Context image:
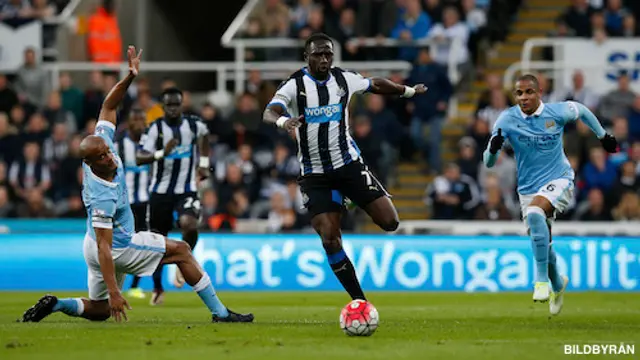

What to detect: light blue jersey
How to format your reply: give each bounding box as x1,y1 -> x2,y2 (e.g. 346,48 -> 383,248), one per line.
82,121 -> 135,248
483,101 -> 606,195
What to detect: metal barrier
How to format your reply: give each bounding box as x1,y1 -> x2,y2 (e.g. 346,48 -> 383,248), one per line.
44,61 -> 414,95
395,220 -> 640,236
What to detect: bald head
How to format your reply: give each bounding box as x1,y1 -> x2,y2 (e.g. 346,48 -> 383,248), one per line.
79,135 -> 106,161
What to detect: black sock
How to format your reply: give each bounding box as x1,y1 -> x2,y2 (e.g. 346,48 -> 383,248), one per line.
131,276 -> 141,288
183,229 -> 198,250
327,249 -> 366,301
152,264 -> 164,292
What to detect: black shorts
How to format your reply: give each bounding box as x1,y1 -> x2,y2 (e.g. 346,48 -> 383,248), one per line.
298,160 -> 389,218
130,202 -> 149,232
149,192 -> 200,236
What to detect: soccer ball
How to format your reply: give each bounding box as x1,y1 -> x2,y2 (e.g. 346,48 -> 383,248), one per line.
339,299 -> 379,336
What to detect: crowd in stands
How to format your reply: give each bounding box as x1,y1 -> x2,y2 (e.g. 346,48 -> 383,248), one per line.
426,0 -> 640,221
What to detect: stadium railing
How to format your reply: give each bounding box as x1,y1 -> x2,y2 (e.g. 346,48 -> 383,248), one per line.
40,0 -> 83,59
395,220 -> 640,236
43,61 -> 413,94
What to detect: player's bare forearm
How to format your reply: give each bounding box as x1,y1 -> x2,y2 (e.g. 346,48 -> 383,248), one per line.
95,227 -> 119,295
198,135 -> 208,160
368,77 -> 406,95
98,72 -> 136,125
136,150 -> 156,165
263,106 -> 284,125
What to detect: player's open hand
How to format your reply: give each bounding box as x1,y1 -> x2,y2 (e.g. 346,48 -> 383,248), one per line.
285,115 -> 304,132
412,84 -> 428,95
164,138 -> 179,155
600,133 -> 618,153
197,166 -> 210,181
109,291 -> 132,323
489,128 -> 504,154
127,45 -> 143,76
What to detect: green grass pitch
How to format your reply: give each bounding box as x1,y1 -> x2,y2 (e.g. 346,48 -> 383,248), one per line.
0,291 -> 638,359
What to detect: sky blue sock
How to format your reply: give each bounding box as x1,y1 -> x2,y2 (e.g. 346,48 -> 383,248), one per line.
193,274 -> 228,317
548,246 -> 564,292
526,208 -> 550,283
52,298 -> 83,317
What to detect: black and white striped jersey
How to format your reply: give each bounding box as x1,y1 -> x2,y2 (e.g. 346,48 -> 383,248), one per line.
117,133 -> 150,204
268,67 -> 371,175
141,115 -> 208,195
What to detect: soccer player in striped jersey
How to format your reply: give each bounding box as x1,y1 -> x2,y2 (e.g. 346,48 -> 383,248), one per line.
117,108 -> 150,299
136,87 -> 210,305
263,33 -> 427,302
484,74 -> 618,315
21,46 -> 253,323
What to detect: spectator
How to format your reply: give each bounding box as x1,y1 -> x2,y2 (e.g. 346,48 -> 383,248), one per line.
9,104 -> 26,132
242,18 -> 266,61
354,0 -> 397,39
582,147 -> 617,195
291,0 -> 315,31
564,119 -> 600,170
297,5 -> 325,41
253,0 -> 290,37
43,91 -> 77,134
363,94 -> 403,186
604,0 -> 629,36
0,112 -> 20,165
598,72 -> 636,124
477,88 -> 508,130
43,122 -> 69,169
9,142 -> 51,201
245,70 -> 277,111
0,185 -> 13,217
407,47 -> 452,173
325,7 -> 357,60
590,11 -> 607,37
83,71 -> 104,126
32,0 -> 56,19
611,160 -> 639,203
428,6 -> 470,75
352,115 -> 383,178
137,90 -> 164,126
15,188 -> 55,218
15,48 -> 49,108
58,72 -> 85,127
474,184 -> 513,220
54,134 -> 82,200
611,192 -> 640,220
212,163 -> 250,231
562,0 -> 596,37
549,70 -> 600,112
22,112 -> 49,145
0,0 -> 34,27
200,189 -> 218,229
228,93 -> 262,148
266,189 -> 298,233
543,17 -> 576,61
461,0 -> 488,65
87,0 -> 122,63
475,73 -> 512,114
477,151 -> 517,208
391,0 -> 432,62
268,142 -> 300,182
627,96 -> 640,142
424,0 -> 443,24
0,74 -> 19,114
608,117 -> 631,166
55,194 -> 85,218
457,136 -> 479,180
425,162 -> 480,219
575,188 -> 613,221
619,13 -> 640,37
631,141 -> 640,175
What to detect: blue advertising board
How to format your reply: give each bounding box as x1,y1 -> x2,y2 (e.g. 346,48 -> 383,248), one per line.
1,233 -> 639,292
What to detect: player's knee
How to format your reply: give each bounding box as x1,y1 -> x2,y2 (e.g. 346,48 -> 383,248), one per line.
319,226 -> 341,252
179,216 -> 198,233
525,206 -> 546,228
378,215 -> 399,232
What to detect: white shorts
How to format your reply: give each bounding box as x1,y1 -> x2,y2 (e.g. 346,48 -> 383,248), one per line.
519,178 -> 574,227
83,231 -> 166,300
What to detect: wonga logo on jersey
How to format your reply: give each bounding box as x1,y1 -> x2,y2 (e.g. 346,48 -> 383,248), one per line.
165,144 -> 192,159
304,104 -> 343,123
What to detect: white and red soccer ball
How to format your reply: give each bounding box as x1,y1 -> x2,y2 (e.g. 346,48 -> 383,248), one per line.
339,299 -> 379,336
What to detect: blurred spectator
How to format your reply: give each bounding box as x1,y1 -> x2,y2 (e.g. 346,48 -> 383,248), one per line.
604,0 -> 630,36
0,112 -> 20,165
211,163 -> 251,231
549,70 -> 600,112
428,6 -> 470,74
468,112 -> 491,150
137,90 -> 164,125
598,72 -> 636,124
15,188 -> 54,218
391,0 -> 432,61
474,184 -> 513,220
574,188 -> 613,221
9,104 -> 26,132
267,189 -> 298,233
407,47 -> 452,173
291,0 -> 315,31
544,17 -> 576,61
43,122 -> 69,168
355,0 -> 397,39
228,93 -> 262,148
325,7 -> 357,60
457,136 -> 479,180
246,70 -> 277,111
477,88 -> 508,130
477,151 -> 517,209
461,0 -> 487,66
0,0 -> 34,27
268,142 -> 300,182
0,185 -> 13,217
562,0 -> 596,37
9,142 -> 51,200
475,73 -> 513,114
0,74 -> 19,114
608,117 -> 631,166
611,160 -> 639,204
582,147 -> 617,195
253,0 -> 290,37
363,94 -> 402,186
200,189 -> 218,229
590,11 -> 607,36
15,48 -> 49,108
59,72 -> 85,126
611,192 -> 640,220
32,0 -> 56,19
565,119 -> 600,169
23,112 -> 49,144
352,115 -> 382,178
43,91 -> 77,134
87,0 -> 122,63
425,162 -> 480,219
53,134 -> 82,200
55,194 -> 85,218
627,96 -> 640,142
619,13 -> 639,37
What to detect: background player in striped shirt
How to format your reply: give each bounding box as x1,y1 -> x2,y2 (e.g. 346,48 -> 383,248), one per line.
263,33 -> 426,302
136,87 -> 210,305
117,108 -> 150,299
21,46 -> 253,323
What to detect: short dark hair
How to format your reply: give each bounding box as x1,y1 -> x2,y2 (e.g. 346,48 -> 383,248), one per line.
129,107 -> 145,117
305,33 -> 333,51
162,87 -> 183,99
517,74 -> 540,88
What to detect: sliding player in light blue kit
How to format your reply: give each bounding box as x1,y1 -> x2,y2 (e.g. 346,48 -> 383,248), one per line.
483,74 -> 618,315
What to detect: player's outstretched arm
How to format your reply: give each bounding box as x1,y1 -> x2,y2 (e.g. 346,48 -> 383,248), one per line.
95,227 -> 131,322
569,101 -> 618,153
98,46 -> 142,126
368,78 -> 427,98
